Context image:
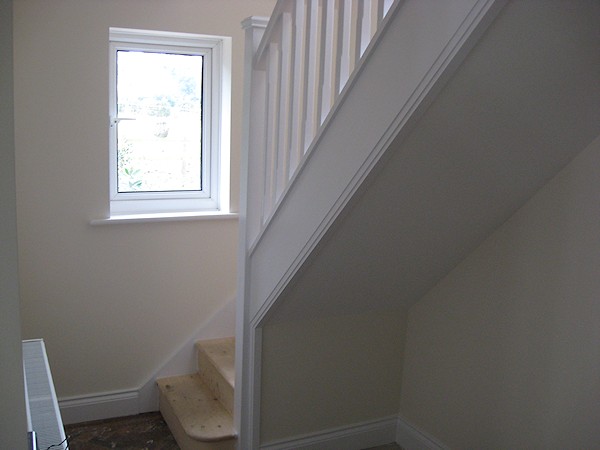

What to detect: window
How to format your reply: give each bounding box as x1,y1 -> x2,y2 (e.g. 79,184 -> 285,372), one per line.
109,28 -> 231,216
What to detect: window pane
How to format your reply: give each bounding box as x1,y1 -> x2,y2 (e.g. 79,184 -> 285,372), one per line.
116,50 -> 203,193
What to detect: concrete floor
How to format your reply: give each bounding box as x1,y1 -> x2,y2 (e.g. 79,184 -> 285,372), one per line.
65,412 -> 403,450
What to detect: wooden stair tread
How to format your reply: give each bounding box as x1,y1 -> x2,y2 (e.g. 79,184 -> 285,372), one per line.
195,337 -> 235,388
157,374 -> 235,442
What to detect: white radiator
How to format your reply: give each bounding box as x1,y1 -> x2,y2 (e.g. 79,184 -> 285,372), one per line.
22,339 -> 67,450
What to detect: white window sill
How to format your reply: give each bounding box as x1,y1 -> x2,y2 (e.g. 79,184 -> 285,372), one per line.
90,211 -> 238,225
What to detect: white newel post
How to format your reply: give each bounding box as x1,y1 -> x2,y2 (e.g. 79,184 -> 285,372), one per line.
237,15 -> 268,450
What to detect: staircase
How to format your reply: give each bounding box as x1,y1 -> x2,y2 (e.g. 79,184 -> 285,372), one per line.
237,0 -> 600,447
157,337 -> 236,450
155,0 -> 600,447
155,4 -> 398,447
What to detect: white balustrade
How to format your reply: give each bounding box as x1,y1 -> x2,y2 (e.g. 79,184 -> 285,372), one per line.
243,0 -> 397,250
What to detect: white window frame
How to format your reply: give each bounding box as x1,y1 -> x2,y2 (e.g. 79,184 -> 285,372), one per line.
108,28 -> 231,216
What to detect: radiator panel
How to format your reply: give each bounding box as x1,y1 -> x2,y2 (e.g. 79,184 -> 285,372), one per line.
22,339 -> 67,450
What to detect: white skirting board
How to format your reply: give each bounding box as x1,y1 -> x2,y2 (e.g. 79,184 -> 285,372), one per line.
260,416 -> 398,450
59,394 -> 448,450
59,297 -> 235,424
259,415 -> 448,450
59,390 -> 139,425
396,416 -> 449,450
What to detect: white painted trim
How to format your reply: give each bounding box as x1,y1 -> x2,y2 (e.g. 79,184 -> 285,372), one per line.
249,326 -> 263,449
257,415 -> 448,450
260,416 -> 398,450
241,16 -> 270,32
59,390 -> 138,425
396,416 -> 449,450
236,15 -> 269,450
90,211 -> 238,225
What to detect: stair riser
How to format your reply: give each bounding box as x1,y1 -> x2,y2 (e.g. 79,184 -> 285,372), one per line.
198,350 -> 234,415
157,338 -> 236,448
159,389 -> 236,450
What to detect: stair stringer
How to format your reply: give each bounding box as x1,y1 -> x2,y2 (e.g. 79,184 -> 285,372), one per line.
236,0 -> 507,448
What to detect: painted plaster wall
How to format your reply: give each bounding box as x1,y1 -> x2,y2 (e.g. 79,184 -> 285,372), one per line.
13,0 -> 274,399
0,0 -> 28,446
260,309 -> 406,443
401,134 -> 600,448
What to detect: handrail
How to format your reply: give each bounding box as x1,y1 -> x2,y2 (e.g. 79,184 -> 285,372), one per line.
243,0 -> 397,250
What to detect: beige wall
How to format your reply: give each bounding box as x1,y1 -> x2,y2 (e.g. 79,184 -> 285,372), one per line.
1,0 -> 28,446
260,309 -> 406,444
13,0 -> 274,399
401,134 -> 600,448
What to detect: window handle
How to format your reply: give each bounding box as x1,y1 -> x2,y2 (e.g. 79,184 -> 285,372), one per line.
110,116 -> 136,127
